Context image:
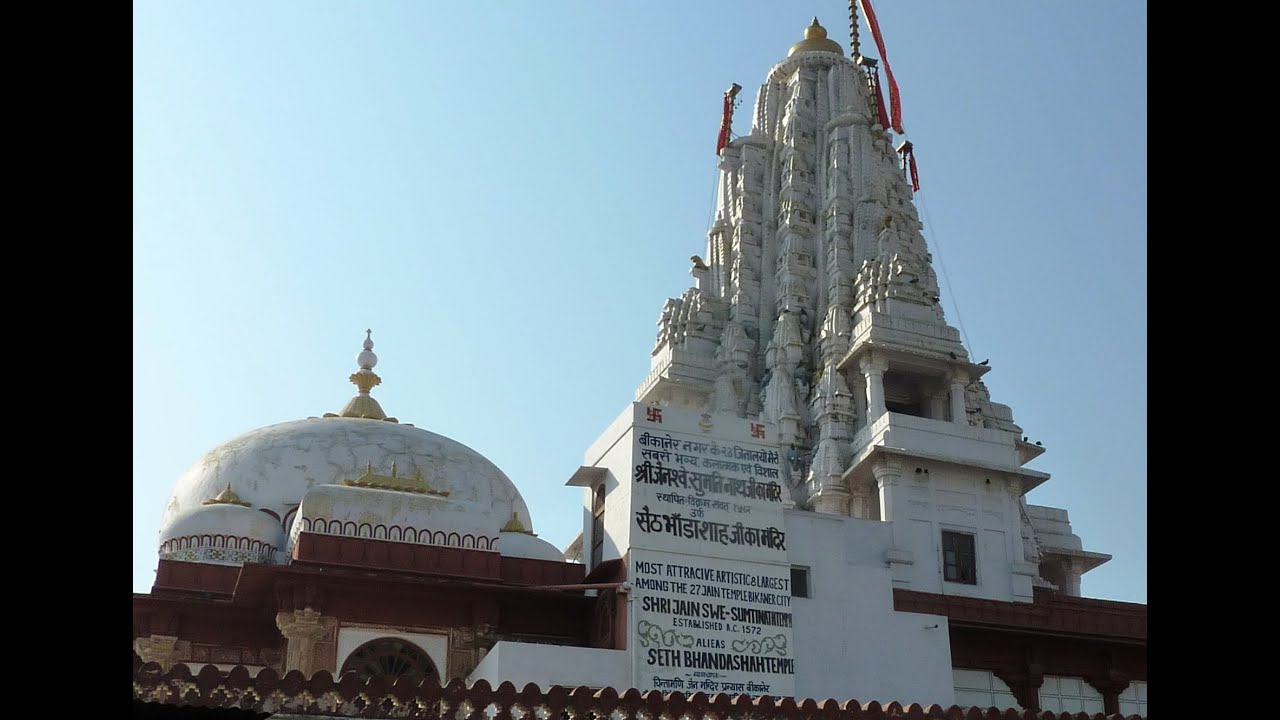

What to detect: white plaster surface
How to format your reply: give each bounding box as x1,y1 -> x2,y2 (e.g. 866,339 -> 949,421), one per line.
160,417 -> 530,554
580,403 -> 639,571
877,465 -> 1028,602
496,531 -> 565,562
1026,504 -> 1083,552
468,641 -> 629,690
291,483 -> 504,550
161,502 -> 285,549
784,510 -> 954,705
159,502 -> 284,564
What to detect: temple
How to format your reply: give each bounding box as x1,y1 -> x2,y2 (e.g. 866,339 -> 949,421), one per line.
133,16 -> 1146,720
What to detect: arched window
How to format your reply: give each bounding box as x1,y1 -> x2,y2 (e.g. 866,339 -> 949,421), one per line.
340,637 -> 438,682
590,483 -> 606,568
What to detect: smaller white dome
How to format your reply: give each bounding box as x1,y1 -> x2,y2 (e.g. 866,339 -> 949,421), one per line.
496,531 -> 566,562
160,501 -> 285,567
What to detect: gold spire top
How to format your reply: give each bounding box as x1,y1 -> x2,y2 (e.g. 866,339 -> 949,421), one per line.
342,462 -> 451,497
203,482 -> 251,507
501,512 -> 536,536
788,17 -> 844,57
336,329 -> 389,420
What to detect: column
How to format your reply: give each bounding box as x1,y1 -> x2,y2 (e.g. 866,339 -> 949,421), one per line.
872,461 -> 903,522
812,485 -> 851,515
1063,558 -> 1083,596
849,485 -> 872,519
874,461 -> 914,586
851,371 -> 868,428
861,358 -> 887,421
276,608 -> 335,677
949,376 -> 968,426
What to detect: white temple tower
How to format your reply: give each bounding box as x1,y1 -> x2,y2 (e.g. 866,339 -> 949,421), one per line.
636,18 -> 1107,598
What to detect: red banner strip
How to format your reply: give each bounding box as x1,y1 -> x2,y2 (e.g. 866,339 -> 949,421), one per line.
716,95 -> 733,156
873,69 -> 891,130
908,149 -> 920,192
858,0 -> 903,134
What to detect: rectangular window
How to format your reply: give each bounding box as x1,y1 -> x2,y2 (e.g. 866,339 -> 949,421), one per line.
590,485 -> 606,568
942,531 -> 977,584
790,566 -> 810,598
1118,680 -> 1147,717
589,521 -> 604,568
952,668 -> 1020,711
1039,676 -> 1105,715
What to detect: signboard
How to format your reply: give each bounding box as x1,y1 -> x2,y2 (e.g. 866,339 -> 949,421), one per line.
629,405 -> 786,564
623,404 -> 793,697
631,549 -> 795,697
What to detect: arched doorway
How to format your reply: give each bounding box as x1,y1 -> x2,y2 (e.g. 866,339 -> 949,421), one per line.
339,637 -> 439,682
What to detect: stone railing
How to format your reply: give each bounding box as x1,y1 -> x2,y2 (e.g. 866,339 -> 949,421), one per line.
133,661 -> 1148,720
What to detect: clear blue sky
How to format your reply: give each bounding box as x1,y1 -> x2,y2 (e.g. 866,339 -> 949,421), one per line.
134,1 -> 1146,602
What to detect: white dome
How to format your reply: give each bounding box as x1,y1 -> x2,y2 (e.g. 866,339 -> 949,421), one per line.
160,501 -> 285,566
159,416 -> 531,554
496,531 -> 566,562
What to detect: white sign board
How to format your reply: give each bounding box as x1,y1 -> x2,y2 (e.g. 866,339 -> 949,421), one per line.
622,404 -> 793,697
631,549 -> 796,697
629,404 -> 786,564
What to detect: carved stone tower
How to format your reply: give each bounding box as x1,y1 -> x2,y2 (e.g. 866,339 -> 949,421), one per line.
638,18 -> 1039,525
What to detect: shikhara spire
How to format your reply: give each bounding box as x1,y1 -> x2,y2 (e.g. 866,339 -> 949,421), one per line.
640,19 -> 1024,514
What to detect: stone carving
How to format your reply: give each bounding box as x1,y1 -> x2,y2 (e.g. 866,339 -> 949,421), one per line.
276,608 -> 336,678
965,379 -> 1023,434
134,635 -> 182,672
640,36 -> 1031,511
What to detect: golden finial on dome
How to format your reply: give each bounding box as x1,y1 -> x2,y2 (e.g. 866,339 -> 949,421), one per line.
501,512 -> 536,536
203,482 -> 251,507
342,462 -> 450,497
788,16 -> 844,57
336,329 -> 389,420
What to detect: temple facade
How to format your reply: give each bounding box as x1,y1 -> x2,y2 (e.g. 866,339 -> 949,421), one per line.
133,16 -> 1146,720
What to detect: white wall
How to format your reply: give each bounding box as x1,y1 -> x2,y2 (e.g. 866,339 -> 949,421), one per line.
881,464 -> 1032,602
468,641 -> 630,690
335,626 -> 449,679
850,412 -> 1019,473
785,511 -> 954,706
581,405 -> 638,570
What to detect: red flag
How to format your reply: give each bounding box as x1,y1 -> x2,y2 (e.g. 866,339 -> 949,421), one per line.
857,0 -> 903,134
908,149 -> 920,192
872,68 -> 891,130
716,93 -> 733,156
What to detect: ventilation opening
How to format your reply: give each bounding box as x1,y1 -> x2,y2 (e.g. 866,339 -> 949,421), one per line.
340,637 -> 438,682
